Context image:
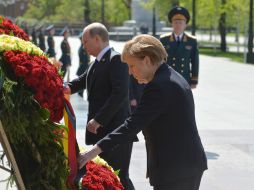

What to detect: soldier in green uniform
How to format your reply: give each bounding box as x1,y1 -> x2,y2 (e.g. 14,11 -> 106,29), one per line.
46,24 -> 56,58
31,26 -> 37,45
76,32 -> 90,97
160,6 -> 199,88
38,25 -> 46,52
59,27 -> 71,81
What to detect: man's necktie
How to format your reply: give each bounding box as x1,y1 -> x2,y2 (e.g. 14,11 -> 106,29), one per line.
92,59 -> 99,74
89,59 -> 99,87
177,36 -> 180,45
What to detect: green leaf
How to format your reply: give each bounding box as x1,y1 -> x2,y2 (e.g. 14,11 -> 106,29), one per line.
0,16 -> 3,25
54,122 -> 68,133
39,107 -> 50,120
58,70 -> 64,77
114,169 -> 120,176
30,47 -> 34,55
3,78 -> 17,94
0,71 -> 4,91
9,31 -> 14,36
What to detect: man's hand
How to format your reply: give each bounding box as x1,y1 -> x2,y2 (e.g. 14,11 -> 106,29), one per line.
87,119 -> 101,134
78,145 -> 102,169
63,84 -> 71,99
63,84 -> 71,94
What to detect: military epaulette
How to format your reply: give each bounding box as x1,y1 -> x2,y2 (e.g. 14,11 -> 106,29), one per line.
160,32 -> 172,38
184,32 -> 197,39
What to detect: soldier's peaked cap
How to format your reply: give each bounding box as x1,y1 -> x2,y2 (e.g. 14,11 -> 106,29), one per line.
168,6 -> 190,24
46,24 -> 54,31
60,26 -> 69,36
35,24 -> 43,30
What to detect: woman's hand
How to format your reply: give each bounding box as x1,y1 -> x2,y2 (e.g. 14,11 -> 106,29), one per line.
78,145 -> 102,169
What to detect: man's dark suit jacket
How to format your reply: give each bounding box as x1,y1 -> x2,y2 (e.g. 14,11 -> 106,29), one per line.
68,49 -> 130,145
97,63 -> 208,186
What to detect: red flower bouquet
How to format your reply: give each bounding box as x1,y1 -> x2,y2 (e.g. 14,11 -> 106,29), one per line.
0,16 -> 29,41
3,50 -> 64,122
80,161 -> 124,190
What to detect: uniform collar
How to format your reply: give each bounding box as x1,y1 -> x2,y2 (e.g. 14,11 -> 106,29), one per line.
173,32 -> 184,41
96,45 -> 110,62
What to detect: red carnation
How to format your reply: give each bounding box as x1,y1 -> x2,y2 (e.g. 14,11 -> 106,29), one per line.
15,65 -> 29,76
0,16 -> 29,41
81,161 -> 124,190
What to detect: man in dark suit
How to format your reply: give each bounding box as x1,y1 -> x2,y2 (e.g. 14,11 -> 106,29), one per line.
64,22 -> 135,190
160,6 -> 199,88
79,34 -> 207,190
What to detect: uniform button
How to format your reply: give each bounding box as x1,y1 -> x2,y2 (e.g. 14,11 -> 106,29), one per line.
173,64 -> 176,67
181,70 -> 184,73
182,58 -> 184,61
181,64 -> 184,67
173,57 -> 176,60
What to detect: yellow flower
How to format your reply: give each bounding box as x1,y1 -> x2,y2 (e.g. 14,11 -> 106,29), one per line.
92,156 -> 114,172
79,146 -> 115,173
0,34 -> 44,56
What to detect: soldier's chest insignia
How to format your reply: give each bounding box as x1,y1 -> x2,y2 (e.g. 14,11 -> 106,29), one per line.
185,45 -> 192,50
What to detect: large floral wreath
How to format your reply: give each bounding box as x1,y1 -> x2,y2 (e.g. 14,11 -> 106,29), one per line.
0,16 -> 69,189
0,16 -> 123,190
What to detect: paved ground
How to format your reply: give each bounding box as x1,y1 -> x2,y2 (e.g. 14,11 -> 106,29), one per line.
1,37 -> 254,189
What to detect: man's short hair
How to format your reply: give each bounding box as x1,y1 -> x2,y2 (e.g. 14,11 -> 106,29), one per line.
84,22 -> 109,42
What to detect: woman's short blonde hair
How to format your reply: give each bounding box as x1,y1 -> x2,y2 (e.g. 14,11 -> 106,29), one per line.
122,34 -> 168,65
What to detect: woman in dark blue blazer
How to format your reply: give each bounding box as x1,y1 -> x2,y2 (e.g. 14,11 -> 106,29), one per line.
79,34 -> 207,190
